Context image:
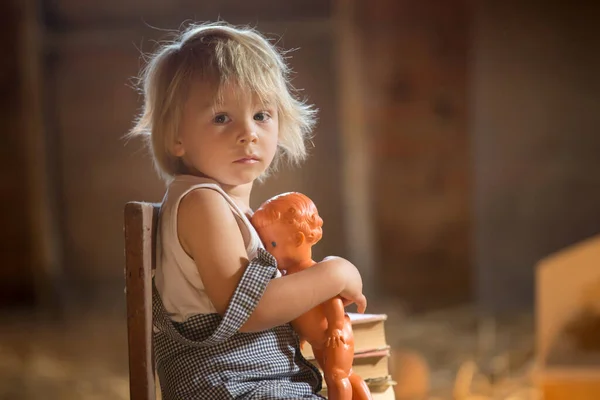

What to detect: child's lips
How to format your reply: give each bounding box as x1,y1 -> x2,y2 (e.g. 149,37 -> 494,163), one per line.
234,156 -> 260,164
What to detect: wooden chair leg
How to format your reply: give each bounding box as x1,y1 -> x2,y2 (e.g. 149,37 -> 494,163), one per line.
124,202 -> 159,400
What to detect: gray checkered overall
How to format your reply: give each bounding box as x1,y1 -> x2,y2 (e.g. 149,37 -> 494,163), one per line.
152,248 -> 325,399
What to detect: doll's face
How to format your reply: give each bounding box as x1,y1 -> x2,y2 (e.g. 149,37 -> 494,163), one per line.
257,221 -> 305,265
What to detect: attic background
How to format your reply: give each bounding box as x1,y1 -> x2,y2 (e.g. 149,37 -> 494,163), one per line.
1,0 -> 599,399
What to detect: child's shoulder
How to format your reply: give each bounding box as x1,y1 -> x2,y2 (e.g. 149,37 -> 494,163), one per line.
163,175 -> 221,202
179,185 -> 231,216
166,175 -> 227,213
175,180 -> 249,265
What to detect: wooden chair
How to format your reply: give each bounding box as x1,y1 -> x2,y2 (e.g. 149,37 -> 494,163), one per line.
124,201 -> 160,400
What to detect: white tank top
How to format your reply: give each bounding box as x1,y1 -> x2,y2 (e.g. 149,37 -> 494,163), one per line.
154,174 -> 280,322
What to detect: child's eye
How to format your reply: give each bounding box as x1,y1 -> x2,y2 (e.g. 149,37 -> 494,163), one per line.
213,114 -> 230,124
254,112 -> 271,122
271,241 -> 277,248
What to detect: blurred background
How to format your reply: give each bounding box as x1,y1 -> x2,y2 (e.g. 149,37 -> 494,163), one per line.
2,0 -> 599,399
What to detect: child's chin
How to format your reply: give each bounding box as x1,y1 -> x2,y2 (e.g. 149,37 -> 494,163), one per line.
220,173 -> 260,186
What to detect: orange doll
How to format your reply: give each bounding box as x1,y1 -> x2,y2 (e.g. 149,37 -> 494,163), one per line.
251,192 -> 372,400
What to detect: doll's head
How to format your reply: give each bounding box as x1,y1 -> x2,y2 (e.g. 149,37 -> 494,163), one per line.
252,192 -> 323,263
128,22 -> 317,184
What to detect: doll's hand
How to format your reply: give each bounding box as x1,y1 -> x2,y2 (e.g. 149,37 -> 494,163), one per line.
326,328 -> 346,348
300,338 -> 307,350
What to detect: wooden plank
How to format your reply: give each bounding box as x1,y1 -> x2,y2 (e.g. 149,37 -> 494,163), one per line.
536,235 -> 600,365
332,0 -> 375,296
47,0 -> 330,27
19,0 -> 66,311
0,0 -> 37,307
124,202 -> 159,400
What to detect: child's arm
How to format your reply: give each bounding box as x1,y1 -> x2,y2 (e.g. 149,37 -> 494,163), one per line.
178,189 -> 364,333
242,258 -> 354,332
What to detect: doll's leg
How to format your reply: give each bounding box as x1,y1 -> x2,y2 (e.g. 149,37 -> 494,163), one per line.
312,347 -> 326,371
323,372 -> 352,400
321,346 -> 353,400
348,373 -> 372,400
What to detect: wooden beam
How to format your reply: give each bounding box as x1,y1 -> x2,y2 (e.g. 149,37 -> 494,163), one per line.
42,18 -> 332,53
19,0 -> 66,311
332,0 -> 375,296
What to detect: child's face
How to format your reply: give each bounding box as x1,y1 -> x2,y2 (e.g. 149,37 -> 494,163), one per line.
174,79 -> 279,186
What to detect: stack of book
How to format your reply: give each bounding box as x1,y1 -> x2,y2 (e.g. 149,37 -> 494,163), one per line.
301,313 -> 395,399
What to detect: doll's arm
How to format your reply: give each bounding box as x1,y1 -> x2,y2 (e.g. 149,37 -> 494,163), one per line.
323,296 -> 347,348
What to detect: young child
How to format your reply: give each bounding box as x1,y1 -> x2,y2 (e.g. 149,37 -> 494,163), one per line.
128,22 -> 367,399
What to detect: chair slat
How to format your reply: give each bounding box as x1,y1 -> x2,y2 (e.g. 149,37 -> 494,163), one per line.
124,201 -> 159,400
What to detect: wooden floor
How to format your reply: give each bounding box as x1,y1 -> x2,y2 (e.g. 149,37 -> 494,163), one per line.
0,307 -> 130,400
0,300 -> 536,399
378,301 -> 538,399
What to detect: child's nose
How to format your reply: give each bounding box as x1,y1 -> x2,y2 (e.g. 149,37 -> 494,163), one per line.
237,130 -> 258,144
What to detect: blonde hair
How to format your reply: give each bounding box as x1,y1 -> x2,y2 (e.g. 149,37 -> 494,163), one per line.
251,192 -> 323,245
127,22 -> 317,181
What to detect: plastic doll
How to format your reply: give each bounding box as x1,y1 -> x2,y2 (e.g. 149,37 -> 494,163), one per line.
252,192 -> 372,400
126,22 -> 367,399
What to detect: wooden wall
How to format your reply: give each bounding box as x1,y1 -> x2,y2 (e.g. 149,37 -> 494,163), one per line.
355,1 -> 473,311
472,1 -> 600,312
9,0 -> 598,313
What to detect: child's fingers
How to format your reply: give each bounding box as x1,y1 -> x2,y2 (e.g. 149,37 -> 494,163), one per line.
341,296 -> 367,313
356,295 -> 367,314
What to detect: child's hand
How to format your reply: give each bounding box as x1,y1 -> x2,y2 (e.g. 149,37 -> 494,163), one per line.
322,256 -> 367,314
341,294 -> 367,314
340,296 -> 367,311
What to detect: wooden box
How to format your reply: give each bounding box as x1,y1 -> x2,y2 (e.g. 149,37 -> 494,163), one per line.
535,235 -> 600,399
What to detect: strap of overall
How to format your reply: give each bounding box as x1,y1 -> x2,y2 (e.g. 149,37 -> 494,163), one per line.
152,247 -> 279,348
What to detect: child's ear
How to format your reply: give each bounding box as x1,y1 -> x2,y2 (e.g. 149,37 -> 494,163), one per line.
172,138 -> 185,157
294,232 -> 305,247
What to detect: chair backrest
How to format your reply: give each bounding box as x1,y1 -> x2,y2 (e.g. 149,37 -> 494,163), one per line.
124,201 -> 160,400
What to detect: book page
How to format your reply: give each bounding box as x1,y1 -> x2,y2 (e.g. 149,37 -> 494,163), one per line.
347,312 -> 388,324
